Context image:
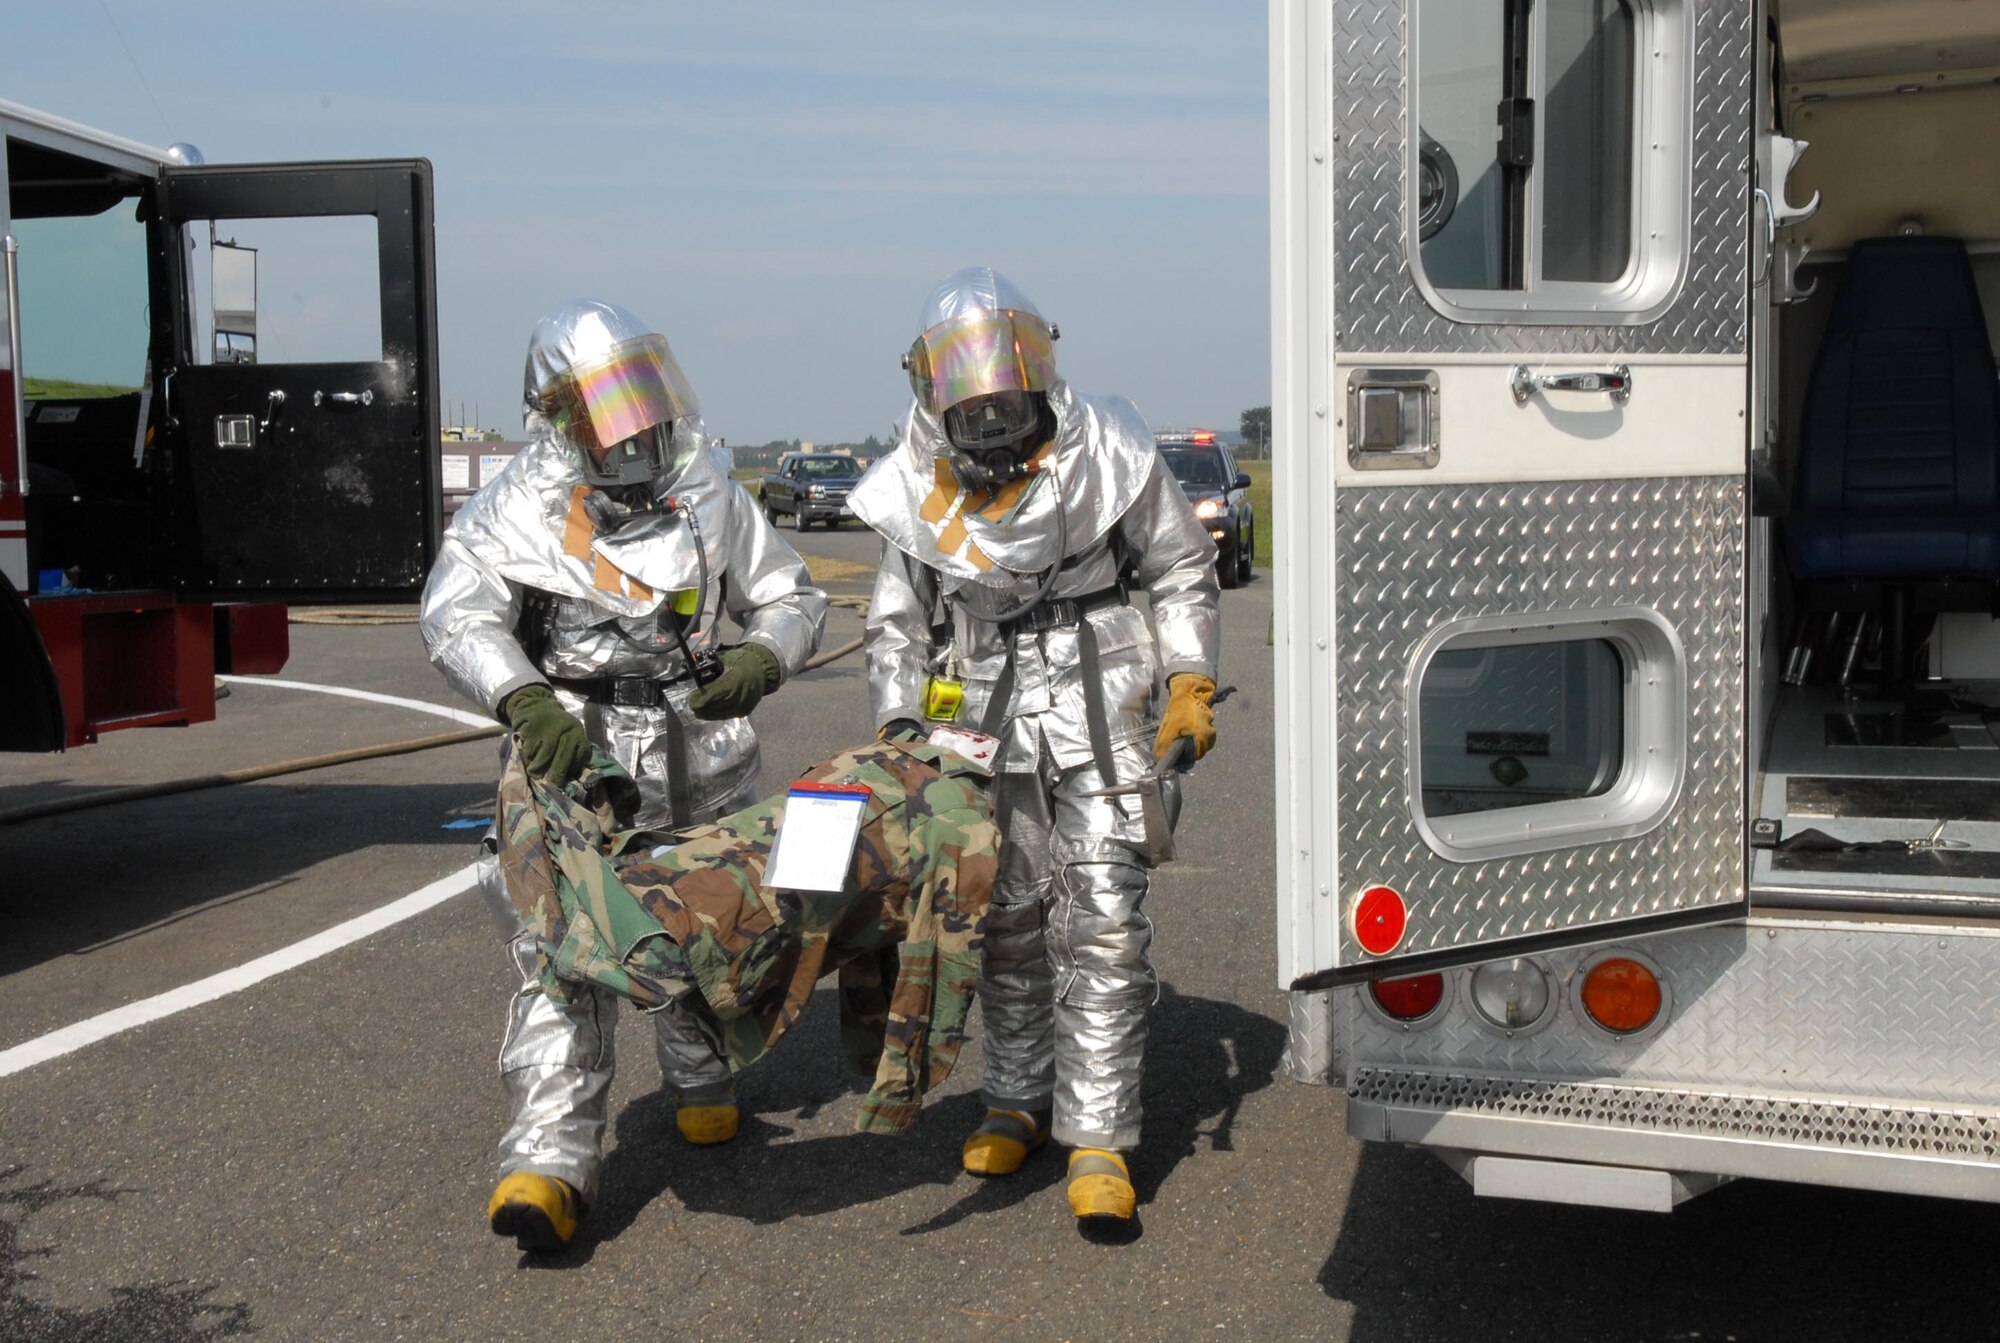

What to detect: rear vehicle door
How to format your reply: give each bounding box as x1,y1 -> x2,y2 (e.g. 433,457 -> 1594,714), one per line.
155,160 -> 439,601
1275,0 -> 1752,990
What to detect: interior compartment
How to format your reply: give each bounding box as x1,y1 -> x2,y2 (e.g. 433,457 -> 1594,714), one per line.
1749,12 -> 2000,907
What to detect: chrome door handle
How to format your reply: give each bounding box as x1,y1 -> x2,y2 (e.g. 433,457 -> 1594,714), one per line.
1509,364 -> 1631,405
313,388 -> 374,407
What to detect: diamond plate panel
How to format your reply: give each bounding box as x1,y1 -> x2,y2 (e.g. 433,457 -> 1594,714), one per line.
1335,922 -> 2000,1106
1334,477 -> 1745,964
1351,1070 -> 2000,1163
1333,0 -> 1752,355
1286,990 -> 1337,1084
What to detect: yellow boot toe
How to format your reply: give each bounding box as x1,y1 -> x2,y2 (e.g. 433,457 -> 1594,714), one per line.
676,1103 -> 740,1146
1066,1149 -> 1136,1221
487,1172 -> 581,1250
961,1108 -> 1050,1177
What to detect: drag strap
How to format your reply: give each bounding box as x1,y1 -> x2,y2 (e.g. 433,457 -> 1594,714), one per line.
980,645 -> 1016,740
975,612 -> 1119,790
661,706 -> 695,828
1074,619 -> 1120,788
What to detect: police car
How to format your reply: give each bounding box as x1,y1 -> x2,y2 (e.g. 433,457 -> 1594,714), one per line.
1154,430 -> 1254,588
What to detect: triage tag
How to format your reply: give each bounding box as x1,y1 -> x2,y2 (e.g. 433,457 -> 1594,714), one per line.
923,675 -> 965,722
763,781 -> 872,892
927,724 -> 1000,772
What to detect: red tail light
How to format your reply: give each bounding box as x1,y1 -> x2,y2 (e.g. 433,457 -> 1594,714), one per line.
1368,973 -> 1445,1021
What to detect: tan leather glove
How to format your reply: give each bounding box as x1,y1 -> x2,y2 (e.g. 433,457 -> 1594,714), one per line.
1153,673 -> 1217,763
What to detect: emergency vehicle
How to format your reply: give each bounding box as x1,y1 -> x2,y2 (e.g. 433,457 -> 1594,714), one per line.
1272,0 -> 2000,1209
0,99 -> 439,751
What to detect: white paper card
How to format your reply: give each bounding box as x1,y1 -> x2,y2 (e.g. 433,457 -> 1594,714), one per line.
441,455 -> 471,490
927,724 -> 1000,772
764,784 -> 870,891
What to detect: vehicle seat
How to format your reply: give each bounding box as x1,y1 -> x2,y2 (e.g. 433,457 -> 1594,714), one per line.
1787,236 -> 2000,579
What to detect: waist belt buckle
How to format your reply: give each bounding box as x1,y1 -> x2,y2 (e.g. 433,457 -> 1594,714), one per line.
1019,599 -> 1081,635
609,678 -> 664,709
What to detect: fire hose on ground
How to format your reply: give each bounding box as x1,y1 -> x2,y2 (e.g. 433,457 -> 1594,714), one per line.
0,600 -> 870,827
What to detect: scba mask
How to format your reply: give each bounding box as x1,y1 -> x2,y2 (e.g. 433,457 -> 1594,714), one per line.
943,390 -> 1047,489
581,422 -> 677,492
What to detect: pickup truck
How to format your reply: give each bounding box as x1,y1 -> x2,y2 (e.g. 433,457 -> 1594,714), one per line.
759,453 -> 863,530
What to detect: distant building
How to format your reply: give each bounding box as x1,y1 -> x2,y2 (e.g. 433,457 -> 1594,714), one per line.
440,439 -> 529,524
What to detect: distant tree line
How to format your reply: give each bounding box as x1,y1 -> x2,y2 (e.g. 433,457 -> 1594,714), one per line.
1239,406 -> 1271,459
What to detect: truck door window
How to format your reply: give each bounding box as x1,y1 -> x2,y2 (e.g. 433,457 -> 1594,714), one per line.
1415,0 -> 1509,289
1418,639 -> 1624,817
13,207 -> 149,396
1542,0 -> 1635,283
186,216 -> 382,364
1407,609 -> 1688,861
1413,0 -> 1686,323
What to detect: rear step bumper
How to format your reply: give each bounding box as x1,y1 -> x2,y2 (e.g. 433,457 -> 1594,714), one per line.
1351,1067 -> 2000,1205
25,592 -> 287,748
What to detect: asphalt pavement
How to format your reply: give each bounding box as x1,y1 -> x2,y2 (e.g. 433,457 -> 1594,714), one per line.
4,521 -> 1999,1342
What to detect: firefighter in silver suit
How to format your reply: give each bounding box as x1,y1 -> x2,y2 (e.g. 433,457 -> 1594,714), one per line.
848,267 -> 1220,1223
420,299 -> 826,1248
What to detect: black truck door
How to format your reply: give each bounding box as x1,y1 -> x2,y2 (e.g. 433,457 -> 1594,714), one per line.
155,160 -> 439,601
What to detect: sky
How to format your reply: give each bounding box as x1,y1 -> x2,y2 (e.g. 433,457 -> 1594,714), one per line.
2,1 -> 1270,447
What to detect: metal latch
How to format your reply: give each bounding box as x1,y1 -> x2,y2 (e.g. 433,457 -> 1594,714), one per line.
1345,368 -> 1440,471
214,414 -> 257,449
1907,820 -> 1971,854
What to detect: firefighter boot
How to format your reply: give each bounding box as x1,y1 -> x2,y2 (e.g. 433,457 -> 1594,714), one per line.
1066,1148 -> 1136,1221
676,1101 -> 741,1146
487,1172 -> 582,1251
961,1107 -> 1051,1176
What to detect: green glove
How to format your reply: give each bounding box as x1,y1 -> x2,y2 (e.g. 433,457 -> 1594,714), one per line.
502,683 -> 591,785
686,643 -> 782,721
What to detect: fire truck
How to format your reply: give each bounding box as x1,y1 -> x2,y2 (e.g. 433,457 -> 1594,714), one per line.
1273,0 -> 2000,1209
0,99 -> 439,751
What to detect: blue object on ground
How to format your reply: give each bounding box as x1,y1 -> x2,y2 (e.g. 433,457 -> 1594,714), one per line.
441,817 -> 490,830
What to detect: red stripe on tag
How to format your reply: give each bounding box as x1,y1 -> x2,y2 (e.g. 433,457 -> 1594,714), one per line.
787,782 -> 872,799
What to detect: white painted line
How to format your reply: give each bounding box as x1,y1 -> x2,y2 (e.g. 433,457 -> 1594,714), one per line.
217,674 -> 492,728
0,862 -> 480,1080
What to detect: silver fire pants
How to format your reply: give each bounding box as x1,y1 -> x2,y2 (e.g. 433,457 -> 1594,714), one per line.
979,737 -> 1178,1152
480,848 -> 733,1204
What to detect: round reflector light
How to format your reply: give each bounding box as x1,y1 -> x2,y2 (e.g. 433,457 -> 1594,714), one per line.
1353,885 -> 1408,956
1580,957 -> 1663,1034
1368,972 -> 1445,1022
1469,958 -> 1553,1032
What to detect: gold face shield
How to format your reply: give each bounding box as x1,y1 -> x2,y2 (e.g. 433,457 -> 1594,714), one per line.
541,334 -> 699,459
904,309 -> 1057,416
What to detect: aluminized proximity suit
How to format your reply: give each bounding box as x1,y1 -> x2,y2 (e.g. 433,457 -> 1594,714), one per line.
420,304 -> 825,1201
848,272 -> 1219,1152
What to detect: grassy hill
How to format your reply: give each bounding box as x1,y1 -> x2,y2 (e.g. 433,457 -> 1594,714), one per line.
23,377 -> 138,399
1243,458 -> 1273,567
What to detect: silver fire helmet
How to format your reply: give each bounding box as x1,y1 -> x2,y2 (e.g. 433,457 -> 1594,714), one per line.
523,299 -> 701,490
904,267 -> 1060,488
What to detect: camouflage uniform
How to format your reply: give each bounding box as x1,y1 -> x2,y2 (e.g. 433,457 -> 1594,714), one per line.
496,739 -> 998,1134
